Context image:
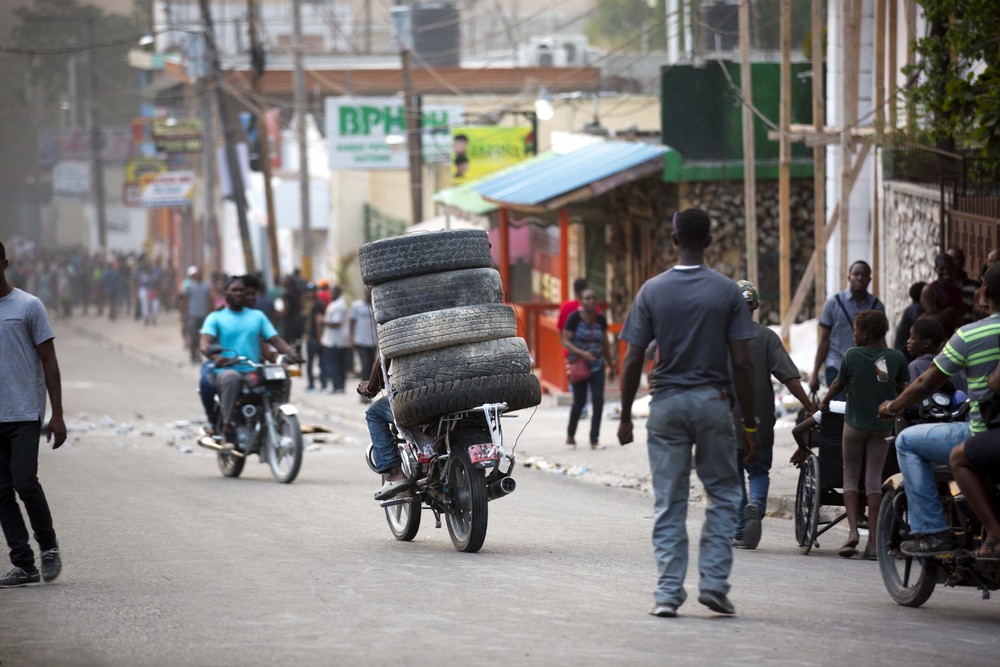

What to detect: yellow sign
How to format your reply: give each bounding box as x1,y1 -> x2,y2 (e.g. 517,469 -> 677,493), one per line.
125,159 -> 167,184
152,118 -> 202,139
450,126 -> 533,183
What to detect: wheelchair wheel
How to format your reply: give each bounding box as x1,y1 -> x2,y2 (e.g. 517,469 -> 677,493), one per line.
795,454 -> 821,554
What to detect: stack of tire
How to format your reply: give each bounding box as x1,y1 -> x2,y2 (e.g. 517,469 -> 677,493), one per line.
358,229 -> 542,427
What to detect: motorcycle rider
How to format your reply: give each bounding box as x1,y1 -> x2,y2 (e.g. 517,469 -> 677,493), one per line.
357,360 -> 409,500
949,340 -> 1000,559
878,262 -> 1000,556
200,276 -> 302,445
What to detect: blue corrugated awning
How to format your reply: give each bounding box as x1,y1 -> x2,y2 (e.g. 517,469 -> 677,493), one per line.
473,141 -> 671,212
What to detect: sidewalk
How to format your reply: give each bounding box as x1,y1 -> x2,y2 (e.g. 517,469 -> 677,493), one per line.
63,308 -> 802,517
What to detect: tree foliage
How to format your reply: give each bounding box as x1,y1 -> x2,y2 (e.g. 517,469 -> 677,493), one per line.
9,0 -> 144,126
906,0 -> 1000,157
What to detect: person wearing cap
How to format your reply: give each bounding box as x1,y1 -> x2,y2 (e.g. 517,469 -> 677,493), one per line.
178,267 -> 212,364
315,278 -> 332,309
730,280 -> 815,549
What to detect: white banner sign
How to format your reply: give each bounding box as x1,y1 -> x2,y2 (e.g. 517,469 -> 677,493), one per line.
140,170 -> 196,208
52,161 -> 91,198
325,97 -> 464,170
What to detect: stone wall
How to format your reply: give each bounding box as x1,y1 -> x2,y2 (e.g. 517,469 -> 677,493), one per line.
882,181 -> 941,337
679,179 -> 816,324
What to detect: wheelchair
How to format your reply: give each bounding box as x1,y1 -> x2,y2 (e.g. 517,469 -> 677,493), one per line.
794,410 -> 900,555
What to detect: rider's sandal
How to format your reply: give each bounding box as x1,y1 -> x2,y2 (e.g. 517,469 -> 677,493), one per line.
973,540 -> 1000,560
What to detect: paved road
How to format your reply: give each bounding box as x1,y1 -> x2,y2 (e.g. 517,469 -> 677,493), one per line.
1,316 -> 998,666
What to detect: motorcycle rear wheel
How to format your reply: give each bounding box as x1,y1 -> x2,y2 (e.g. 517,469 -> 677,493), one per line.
217,450 -> 245,478
877,486 -> 937,607
268,412 -> 303,484
445,449 -> 489,553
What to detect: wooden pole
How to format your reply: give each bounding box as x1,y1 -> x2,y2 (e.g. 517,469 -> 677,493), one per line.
499,207 -> 511,301
905,0 -> 917,134
779,0 -> 792,341
873,0 -> 887,296
739,0 -> 758,293
199,0 -> 255,273
559,208 -> 570,303
888,0 -> 899,131
811,0 -> 826,313
292,0 -> 312,280
248,0 -> 280,283
401,48 -> 423,223
839,0 -> 861,288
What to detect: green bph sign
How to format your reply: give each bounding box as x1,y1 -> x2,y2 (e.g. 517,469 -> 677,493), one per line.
326,97 -> 464,170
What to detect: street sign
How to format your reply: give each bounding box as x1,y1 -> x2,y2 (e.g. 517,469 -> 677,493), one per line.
152,118 -> 204,154
140,170 -> 195,208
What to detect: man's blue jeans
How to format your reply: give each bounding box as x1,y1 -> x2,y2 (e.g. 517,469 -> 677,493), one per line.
894,421 -> 970,534
367,396 -> 400,473
645,387 -> 742,607
735,446 -> 774,536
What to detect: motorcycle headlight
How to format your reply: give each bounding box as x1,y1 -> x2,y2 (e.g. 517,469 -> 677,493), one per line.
263,366 -> 288,381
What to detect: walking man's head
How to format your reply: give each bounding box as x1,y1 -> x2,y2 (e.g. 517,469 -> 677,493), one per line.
847,260 -> 872,295
0,240 -> 6,273
671,208 -> 712,250
573,277 -> 588,299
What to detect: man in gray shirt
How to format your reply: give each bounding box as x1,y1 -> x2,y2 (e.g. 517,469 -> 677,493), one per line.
618,209 -> 757,618
809,260 -> 885,395
0,240 -> 67,588
179,267 -> 213,364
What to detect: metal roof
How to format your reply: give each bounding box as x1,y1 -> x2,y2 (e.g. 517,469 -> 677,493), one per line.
473,141 -> 670,212
432,151 -> 557,217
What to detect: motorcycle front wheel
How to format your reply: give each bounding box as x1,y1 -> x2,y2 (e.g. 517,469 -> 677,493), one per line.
877,486 -> 937,607
385,494 -> 422,541
268,411 -> 303,484
445,449 -> 489,553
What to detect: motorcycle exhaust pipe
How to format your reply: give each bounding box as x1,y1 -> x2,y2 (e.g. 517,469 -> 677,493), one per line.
241,404 -> 257,419
487,475 -> 516,501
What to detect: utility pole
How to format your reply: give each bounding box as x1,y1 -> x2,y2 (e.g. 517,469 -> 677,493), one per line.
292,0 -> 313,280
811,0 -> 826,310
200,77 -> 219,270
840,0 -> 861,288
85,18 -> 107,255
247,0 -> 281,285
779,0 -> 792,342
393,2 -> 423,223
199,0 -> 256,274
738,0 -> 758,297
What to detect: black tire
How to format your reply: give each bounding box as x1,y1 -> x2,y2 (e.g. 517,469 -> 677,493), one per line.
392,373 -> 542,427
794,454 -> 821,555
371,268 -> 502,325
377,304 -> 518,360
359,229 -> 493,286
385,494 -> 422,542
389,337 -> 533,394
877,486 -> 937,607
217,451 -> 245,478
445,448 -> 489,552
268,412 -> 303,484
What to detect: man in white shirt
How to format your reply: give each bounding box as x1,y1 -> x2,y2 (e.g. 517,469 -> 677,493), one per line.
320,284 -> 349,394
